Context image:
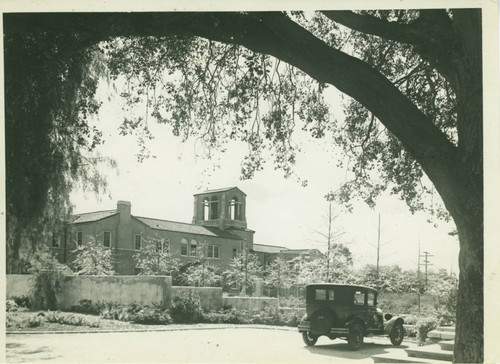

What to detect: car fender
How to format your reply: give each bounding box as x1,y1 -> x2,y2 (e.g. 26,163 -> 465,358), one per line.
345,316 -> 366,331
384,316 -> 404,334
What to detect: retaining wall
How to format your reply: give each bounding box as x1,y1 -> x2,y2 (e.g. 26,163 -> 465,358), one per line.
223,296 -> 279,311
6,274 -> 34,298
58,275 -> 172,309
7,274 -> 281,312
6,274 -> 172,309
171,286 -> 222,311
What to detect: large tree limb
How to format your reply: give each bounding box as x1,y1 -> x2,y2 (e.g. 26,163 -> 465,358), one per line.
321,10 -> 458,90
4,11 -> 475,221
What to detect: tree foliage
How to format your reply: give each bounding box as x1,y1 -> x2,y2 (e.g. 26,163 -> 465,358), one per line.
4,28 -> 114,265
134,237 -> 180,276
222,247 -> 262,295
73,237 -> 115,275
28,247 -> 72,310
181,242 -> 221,287
264,256 -> 294,295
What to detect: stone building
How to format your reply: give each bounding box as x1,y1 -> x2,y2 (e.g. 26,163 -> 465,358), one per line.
49,186 -> 323,276
51,187 -> 254,275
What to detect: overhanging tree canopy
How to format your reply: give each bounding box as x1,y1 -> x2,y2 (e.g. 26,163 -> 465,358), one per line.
4,10 -> 483,362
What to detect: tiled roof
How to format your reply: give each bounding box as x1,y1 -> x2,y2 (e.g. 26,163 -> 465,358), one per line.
193,186 -> 246,196
280,249 -> 310,253
253,243 -> 289,254
281,248 -> 324,255
72,210 -> 118,224
135,216 -> 244,240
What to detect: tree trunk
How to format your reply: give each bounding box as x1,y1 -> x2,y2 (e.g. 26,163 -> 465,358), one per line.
454,216 -> 483,363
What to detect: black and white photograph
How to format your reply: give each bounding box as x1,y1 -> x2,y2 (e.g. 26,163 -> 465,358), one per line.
2,1 -> 498,363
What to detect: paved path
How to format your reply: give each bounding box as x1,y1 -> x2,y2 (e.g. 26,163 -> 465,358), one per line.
5,326 -> 414,363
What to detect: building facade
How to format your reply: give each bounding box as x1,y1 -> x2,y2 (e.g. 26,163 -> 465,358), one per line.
49,186 -> 323,276
52,187 -> 254,275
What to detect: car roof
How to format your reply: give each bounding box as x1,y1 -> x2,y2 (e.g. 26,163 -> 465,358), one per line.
306,283 -> 378,292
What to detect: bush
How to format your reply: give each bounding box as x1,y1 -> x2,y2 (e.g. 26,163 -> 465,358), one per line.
70,299 -> 104,315
100,302 -> 140,321
29,249 -> 71,311
130,306 -> 172,325
6,312 -> 45,329
416,316 -> 439,345
6,300 -> 19,312
13,295 -> 31,309
46,312 -> 100,328
170,292 -> 203,323
279,296 -> 305,308
26,315 -> 44,328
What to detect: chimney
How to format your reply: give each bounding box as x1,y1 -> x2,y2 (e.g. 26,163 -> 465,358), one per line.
117,200 -> 131,222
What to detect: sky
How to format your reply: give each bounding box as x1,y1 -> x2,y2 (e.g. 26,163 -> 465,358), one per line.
71,77 -> 460,274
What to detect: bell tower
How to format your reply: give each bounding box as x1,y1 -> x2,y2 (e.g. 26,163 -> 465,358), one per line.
192,187 -> 247,231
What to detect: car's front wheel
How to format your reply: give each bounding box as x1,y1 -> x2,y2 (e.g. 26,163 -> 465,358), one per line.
347,324 -> 364,350
302,331 -> 318,346
389,323 -> 405,346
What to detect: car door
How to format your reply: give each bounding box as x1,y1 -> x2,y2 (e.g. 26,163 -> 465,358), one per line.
365,291 -> 381,330
351,289 -> 367,323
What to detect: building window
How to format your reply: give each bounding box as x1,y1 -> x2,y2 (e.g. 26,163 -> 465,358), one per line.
208,245 -> 220,259
155,239 -> 170,253
203,198 -> 210,220
181,238 -> 188,256
229,197 -> 241,220
77,231 -> 83,246
210,196 -> 218,220
232,248 -> 238,259
103,231 -> 111,248
135,234 -> 142,250
190,239 -> 198,256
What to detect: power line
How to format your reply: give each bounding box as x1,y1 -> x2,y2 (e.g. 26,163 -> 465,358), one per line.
419,250 -> 433,290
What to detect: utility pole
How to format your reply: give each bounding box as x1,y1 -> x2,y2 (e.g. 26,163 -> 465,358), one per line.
376,213 -> 381,279
420,251 -> 433,289
327,202 -> 332,282
417,239 -> 421,313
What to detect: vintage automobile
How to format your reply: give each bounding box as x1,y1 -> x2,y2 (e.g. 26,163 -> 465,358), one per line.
298,283 -> 405,350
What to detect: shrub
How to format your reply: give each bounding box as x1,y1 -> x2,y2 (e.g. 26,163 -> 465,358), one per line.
29,249 -> 71,311
100,303 -> 140,321
279,296 -> 305,308
70,299 -> 104,315
26,315 -> 44,328
416,316 -> 439,345
13,295 -> 31,309
130,306 -> 172,325
46,312 -> 100,328
6,300 -> 19,312
170,291 -> 203,323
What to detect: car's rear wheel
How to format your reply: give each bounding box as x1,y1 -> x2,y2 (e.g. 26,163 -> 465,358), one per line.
302,331 -> 318,346
310,309 -> 333,335
347,324 -> 364,350
390,323 -> 405,346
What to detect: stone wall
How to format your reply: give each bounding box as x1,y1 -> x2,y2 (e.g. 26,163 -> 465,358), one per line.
171,286 -> 222,311
223,296 -> 279,311
58,275 -> 172,309
7,275 -> 282,313
6,274 -> 172,309
6,274 -> 34,298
